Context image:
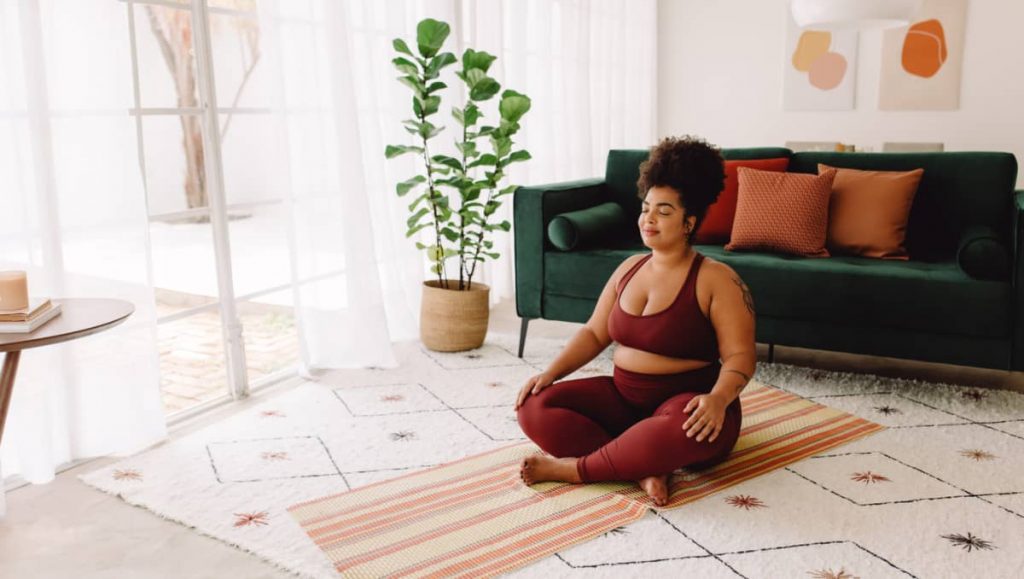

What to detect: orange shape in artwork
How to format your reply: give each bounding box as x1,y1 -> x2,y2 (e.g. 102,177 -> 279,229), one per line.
792,30 -> 831,72
902,19 -> 948,78
808,52 -> 848,90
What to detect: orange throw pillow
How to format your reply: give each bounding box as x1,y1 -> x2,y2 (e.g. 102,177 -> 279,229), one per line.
694,157 -> 790,244
819,163 -> 924,260
725,167 -> 836,257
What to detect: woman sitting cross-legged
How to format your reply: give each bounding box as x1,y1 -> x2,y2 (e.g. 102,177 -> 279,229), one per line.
514,135 -> 757,507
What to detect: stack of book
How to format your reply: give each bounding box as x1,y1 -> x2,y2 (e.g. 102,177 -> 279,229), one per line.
0,298 -> 62,334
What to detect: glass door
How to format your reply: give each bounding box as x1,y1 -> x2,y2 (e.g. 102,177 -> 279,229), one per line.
125,0 -> 299,418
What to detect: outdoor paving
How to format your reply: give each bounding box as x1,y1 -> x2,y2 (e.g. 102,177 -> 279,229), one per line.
155,293 -> 299,415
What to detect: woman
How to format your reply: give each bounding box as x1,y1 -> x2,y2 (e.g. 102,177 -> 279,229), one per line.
514,136 -> 757,507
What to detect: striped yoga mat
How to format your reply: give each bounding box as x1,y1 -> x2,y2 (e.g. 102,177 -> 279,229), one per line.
288,382 -> 883,578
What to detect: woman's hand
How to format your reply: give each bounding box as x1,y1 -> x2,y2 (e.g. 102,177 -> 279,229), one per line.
681,393 -> 728,443
514,372 -> 557,410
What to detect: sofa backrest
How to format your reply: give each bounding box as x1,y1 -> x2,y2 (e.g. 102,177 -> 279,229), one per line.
605,147 -> 1018,260
790,151 -> 1018,260
605,147 -> 791,223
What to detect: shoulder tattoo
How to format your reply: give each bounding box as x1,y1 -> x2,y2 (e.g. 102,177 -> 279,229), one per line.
731,275 -> 755,316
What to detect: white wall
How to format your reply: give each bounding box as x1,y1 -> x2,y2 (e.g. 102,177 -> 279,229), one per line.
657,0 -> 1024,188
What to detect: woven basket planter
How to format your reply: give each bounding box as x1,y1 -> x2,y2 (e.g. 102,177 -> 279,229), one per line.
420,280 -> 490,352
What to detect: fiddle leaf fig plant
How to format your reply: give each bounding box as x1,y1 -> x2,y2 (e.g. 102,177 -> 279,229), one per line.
385,18 -> 531,290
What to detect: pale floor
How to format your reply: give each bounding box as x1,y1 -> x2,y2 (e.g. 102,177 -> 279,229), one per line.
2,297 -> 1023,579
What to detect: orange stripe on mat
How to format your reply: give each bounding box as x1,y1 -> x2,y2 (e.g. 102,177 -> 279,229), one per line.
331,483 -> 589,570
288,384 -> 885,579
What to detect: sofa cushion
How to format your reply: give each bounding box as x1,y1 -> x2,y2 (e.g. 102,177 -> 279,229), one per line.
542,246 -> 1011,340
605,148 -> 793,244
789,151 -> 1018,260
726,167 -> 836,257
547,202 -> 629,251
695,157 -> 790,244
819,163 -> 923,260
698,245 -> 1011,339
957,225 -> 1011,281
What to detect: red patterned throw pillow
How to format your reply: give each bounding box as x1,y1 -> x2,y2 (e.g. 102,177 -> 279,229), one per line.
694,157 -> 790,244
725,167 -> 837,258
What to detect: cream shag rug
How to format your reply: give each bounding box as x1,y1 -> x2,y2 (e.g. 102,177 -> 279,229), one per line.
81,333 -> 1024,578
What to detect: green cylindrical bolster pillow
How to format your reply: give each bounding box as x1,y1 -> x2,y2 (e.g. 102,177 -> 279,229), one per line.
956,225 -> 1010,281
547,202 -> 628,251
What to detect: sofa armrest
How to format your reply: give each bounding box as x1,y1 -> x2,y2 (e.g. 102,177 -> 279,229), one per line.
513,178 -> 608,318
1013,190 -> 1024,369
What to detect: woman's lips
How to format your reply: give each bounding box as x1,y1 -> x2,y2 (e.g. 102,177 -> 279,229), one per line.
642,229 -> 658,235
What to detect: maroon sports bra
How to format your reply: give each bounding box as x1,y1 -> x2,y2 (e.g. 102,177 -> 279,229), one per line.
607,252 -> 720,362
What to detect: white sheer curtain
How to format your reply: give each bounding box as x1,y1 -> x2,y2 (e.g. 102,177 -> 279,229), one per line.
268,0 -> 658,372
0,0 -> 656,505
0,0 -> 166,505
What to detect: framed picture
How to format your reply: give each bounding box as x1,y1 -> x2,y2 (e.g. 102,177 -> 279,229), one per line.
783,11 -> 858,110
879,0 -> 968,110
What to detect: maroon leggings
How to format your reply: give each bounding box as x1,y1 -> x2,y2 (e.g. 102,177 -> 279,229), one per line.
516,363 -> 742,482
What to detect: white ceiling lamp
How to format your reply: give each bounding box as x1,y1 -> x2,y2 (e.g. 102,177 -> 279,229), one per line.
791,0 -> 923,30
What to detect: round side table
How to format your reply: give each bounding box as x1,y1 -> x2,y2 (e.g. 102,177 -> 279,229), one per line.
0,298 -> 134,516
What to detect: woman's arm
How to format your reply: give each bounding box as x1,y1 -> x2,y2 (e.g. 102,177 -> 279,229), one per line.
681,260 -> 757,442
706,262 -> 757,404
539,254 -> 645,381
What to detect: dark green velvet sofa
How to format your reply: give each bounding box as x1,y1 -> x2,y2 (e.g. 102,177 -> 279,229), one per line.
513,147 -> 1024,371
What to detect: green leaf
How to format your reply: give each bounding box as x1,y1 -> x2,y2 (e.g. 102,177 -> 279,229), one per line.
426,81 -> 447,93
418,94 -> 441,116
423,124 -> 444,140
426,52 -> 457,78
498,220 -> 511,231
491,136 -> 512,159
451,107 -> 464,125
396,175 -> 426,196
455,141 -> 479,158
416,19 -> 450,58
462,48 -> 497,73
467,154 -> 498,169
430,263 -> 442,274
440,227 -> 459,241
507,150 -> 531,164
470,77 -> 500,101
406,222 -> 434,238
392,57 -> 418,76
407,207 -> 430,228
463,103 -> 481,126
398,75 -> 425,96
463,69 -> 485,87
408,192 -> 429,212
393,38 -> 414,56
385,144 -> 424,159
431,155 -> 463,172
499,90 -> 531,123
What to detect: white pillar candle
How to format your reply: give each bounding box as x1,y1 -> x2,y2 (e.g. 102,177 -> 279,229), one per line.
0,271 -> 29,312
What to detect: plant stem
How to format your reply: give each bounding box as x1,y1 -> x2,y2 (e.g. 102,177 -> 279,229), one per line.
418,108 -> 446,289
467,158 -> 503,286
458,108 -> 468,291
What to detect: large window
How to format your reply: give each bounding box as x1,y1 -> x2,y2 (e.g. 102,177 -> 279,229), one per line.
125,0 -> 299,417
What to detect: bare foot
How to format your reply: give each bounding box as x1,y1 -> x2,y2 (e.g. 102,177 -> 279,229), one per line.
520,453 -> 582,486
638,474 -> 671,507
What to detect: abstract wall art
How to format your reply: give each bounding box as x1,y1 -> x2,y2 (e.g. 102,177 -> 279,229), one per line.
879,0 -> 968,110
783,11 -> 859,110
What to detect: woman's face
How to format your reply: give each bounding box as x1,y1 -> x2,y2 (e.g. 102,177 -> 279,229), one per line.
639,186 -> 696,249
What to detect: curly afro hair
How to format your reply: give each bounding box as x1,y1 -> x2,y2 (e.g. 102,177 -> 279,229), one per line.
636,135 -> 726,242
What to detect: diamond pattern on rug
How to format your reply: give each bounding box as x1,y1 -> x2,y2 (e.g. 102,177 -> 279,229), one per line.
207,436 -> 342,483
78,333 -> 1024,578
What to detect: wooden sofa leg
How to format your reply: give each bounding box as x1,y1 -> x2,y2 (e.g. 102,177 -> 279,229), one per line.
768,343 -> 775,363
518,318 -> 531,358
